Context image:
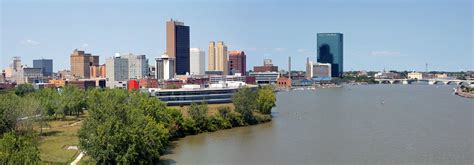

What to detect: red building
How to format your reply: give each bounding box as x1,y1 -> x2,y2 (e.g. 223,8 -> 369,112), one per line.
253,59 -> 278,72
139,78 -> 158,88
276,76 -> 292,88
228,50 -> 246,75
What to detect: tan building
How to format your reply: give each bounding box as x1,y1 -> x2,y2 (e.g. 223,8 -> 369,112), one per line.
208,41 -> 216,71
90,64 -> 106,78
208,41 -> 228,75
70,49 -> 99,79
408,72 -> 423,80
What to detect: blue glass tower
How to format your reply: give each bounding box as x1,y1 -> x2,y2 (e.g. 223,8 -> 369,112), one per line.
317,33 -> 343,77
33,58 -> 53,76
175,25 -> 190,75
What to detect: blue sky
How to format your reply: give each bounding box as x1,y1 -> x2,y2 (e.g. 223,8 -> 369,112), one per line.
1,0 -> 472,72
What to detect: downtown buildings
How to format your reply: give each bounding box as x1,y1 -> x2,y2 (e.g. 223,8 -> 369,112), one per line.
317,33 -> 343,77
208,41 -> 228,75
70,49 -> 99,79
33,59 -> 53,77
166,19 -> 190,75
105,53 -> 149,88
190,48 -> 205,75
228,50 -> 246,76
155,54 -> 176,80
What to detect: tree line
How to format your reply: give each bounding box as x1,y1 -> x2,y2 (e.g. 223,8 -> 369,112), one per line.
0,84 -> 276,164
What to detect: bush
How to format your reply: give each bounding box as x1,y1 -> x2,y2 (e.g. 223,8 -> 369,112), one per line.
182,118 -> 198,135
253,113 -> 272,124
0,131 -> 39,164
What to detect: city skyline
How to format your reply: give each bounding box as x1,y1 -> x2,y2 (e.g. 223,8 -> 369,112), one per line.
1,0 -> 472,72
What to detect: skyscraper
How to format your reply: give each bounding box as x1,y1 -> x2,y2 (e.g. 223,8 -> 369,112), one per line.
105,54 -> 129,82
208,41 -> 228,75
166,19 -> 190,75
155,54 -> 175,80
190,48 -> 205,75
121,53 -> 149,79
70,49 -> 99,79
33,59 -> 53,77
208,41 -> 216,71
317,33 -> 343,77
228,50 -> 246,75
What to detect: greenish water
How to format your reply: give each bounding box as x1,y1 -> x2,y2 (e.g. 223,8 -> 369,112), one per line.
162,85 -> 473,165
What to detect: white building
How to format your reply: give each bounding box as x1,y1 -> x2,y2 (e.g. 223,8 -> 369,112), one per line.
249,72 -> 279,84
190,48 -> 205,75
155,54 -> 175,80
306,59 -> 331,80
408,72 -> 423,80
106,55 -> 129,82
121,53 -> 149,80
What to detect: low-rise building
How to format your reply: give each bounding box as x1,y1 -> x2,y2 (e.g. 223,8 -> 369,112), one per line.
248,72 -> 279,84
276,77 -> 292,88
408,72 -> 423,80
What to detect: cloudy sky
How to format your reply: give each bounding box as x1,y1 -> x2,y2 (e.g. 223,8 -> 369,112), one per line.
1,0 -> 472,72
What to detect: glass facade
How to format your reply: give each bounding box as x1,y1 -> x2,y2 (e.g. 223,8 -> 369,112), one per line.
33,59 -> 53,76
175,25 -> 190,75
317,33 -> 343,77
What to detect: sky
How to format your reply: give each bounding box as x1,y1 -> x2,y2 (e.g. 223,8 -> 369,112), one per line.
1,0 -> 472,72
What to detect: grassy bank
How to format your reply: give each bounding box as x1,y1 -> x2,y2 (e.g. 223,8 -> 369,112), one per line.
37,116 -> 85,163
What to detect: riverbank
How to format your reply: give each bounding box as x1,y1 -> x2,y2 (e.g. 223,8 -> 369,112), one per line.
455,87 -> 474,99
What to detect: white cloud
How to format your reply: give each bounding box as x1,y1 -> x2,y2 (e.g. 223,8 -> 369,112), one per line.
371,51 -> 402,57
20,39 -> 40,46
273,48 -> 286,52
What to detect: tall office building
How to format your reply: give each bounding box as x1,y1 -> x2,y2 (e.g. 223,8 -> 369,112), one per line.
121,53 -> 149,79
208,41 -> 228,75
228,50 -> 246,75
33,59 -> 53,77
208,41 -> 216,71
155,54 -> 176,80
190,48 -> 205,75
317,33 -> 343,77
166,19 -> 190,75
105,55 -> 129,82
70,49 -> 99,79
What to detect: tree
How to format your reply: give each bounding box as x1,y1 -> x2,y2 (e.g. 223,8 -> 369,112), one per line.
256,86 -> 276,114
0,93 -> 20,134
0,131 -> 40,164
57,86 -> 86,117
78,89 -> 170,164
188,102 -> 208,132
232,87 -> 256,124
15,84 -> 35,96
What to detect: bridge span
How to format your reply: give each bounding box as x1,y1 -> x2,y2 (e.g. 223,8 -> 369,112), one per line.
374,79 -> 474,85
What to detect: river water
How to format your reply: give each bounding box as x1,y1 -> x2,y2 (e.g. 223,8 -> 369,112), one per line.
161,85 -> 473,165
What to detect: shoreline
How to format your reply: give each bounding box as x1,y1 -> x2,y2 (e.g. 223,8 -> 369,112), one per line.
454,87 -> 474,99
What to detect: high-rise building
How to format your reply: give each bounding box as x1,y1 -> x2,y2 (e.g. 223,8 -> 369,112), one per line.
166,19 -> 190,75
155,54 -> 176,80
33,59 -> 53,77
70,49 -> 99,79
106,55 -> 129,82
208,41 -> 228,75
216,41 -> 228,75
121,53 -> 148,79
190,48 -> 205,75
208,41 -> 216,71
317,33 -> 343,77
228,50 -> 246,75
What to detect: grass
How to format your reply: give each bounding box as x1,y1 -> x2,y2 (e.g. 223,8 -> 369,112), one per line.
170,103 -> 235,117
38,115 -> 85,164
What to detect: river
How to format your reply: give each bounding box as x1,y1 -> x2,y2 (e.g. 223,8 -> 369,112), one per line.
161,85 -> 473,165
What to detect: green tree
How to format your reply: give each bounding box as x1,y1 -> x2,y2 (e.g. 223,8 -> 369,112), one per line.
256,86 -> 276,114
0,93 -> 20,134
78,89 -> 169,164
188,103 -> 208,132
57,86 -> 86,117
0,131 -> 40,164
14,83 -> 35,97
232,87 -> 256,124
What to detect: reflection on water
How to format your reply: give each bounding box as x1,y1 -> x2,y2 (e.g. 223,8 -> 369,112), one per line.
162,85 -> 473,165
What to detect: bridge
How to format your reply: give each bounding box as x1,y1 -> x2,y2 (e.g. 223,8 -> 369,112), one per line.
374,79 -> 474,85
